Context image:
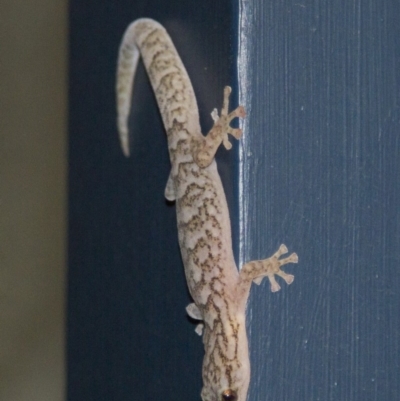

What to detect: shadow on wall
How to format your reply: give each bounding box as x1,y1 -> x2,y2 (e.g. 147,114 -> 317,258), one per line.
0,1 -> 66,400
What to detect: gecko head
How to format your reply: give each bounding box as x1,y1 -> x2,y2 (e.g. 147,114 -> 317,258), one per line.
200,313 -> 251,401
201,385 -> 240,401
200,353 -> 250,401
221,389 -> 238,401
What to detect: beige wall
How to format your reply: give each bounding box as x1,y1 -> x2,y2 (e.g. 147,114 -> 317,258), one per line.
0,0 -> 66,400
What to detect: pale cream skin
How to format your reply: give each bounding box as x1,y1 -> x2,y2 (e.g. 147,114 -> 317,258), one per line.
116,19 -> 298,401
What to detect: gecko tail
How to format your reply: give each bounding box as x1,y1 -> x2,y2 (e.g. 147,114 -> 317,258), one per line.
116,18 -> 170,157
116,33 -> 139,157
116,20 -> 149,157
117,19 -> 200,159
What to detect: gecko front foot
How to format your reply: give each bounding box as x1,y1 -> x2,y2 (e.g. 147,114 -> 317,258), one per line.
192,86 -> 246,168
240,244 -> 298,292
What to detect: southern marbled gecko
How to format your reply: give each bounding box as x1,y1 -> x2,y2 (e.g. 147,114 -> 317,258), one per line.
116,18 -> 298,401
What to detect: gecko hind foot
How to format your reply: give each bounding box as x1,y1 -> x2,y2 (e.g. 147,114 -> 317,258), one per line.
240,244 -> 298,292
192,86 -> 246,167
186,303 -> 204,336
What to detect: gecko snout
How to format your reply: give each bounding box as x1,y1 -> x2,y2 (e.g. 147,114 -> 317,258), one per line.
221,389 -> 238,401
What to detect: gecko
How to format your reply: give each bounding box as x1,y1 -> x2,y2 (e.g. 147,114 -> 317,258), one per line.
116,18 -> 298,401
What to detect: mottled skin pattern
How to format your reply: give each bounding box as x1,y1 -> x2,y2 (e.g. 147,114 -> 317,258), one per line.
116,19 -> 298,401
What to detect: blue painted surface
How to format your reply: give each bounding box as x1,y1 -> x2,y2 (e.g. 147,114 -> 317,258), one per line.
69,0 -> 400,400
239,1 -> 400,400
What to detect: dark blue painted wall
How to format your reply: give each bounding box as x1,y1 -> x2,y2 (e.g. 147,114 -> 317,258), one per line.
240,2 -> 400,401
69,1 -> 400,400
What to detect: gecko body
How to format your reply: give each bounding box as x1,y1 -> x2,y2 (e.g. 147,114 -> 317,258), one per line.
116,19 -> 298,401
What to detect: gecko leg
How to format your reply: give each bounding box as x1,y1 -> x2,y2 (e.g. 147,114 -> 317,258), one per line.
239,245 -> 298,293
186,303 -> 204,335
192,86 -> 246,168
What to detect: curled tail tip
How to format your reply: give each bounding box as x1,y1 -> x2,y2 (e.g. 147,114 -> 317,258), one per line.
118,127 -> 130,157
122,145 -> 130,157
121,138 -> 130,157
121,18 -> 164,42
128,18 -> 165,30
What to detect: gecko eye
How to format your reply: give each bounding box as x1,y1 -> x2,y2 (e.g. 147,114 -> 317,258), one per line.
221,389 -> 238,401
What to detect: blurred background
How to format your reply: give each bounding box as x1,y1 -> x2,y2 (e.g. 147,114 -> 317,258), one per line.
0,0 -> 66,399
